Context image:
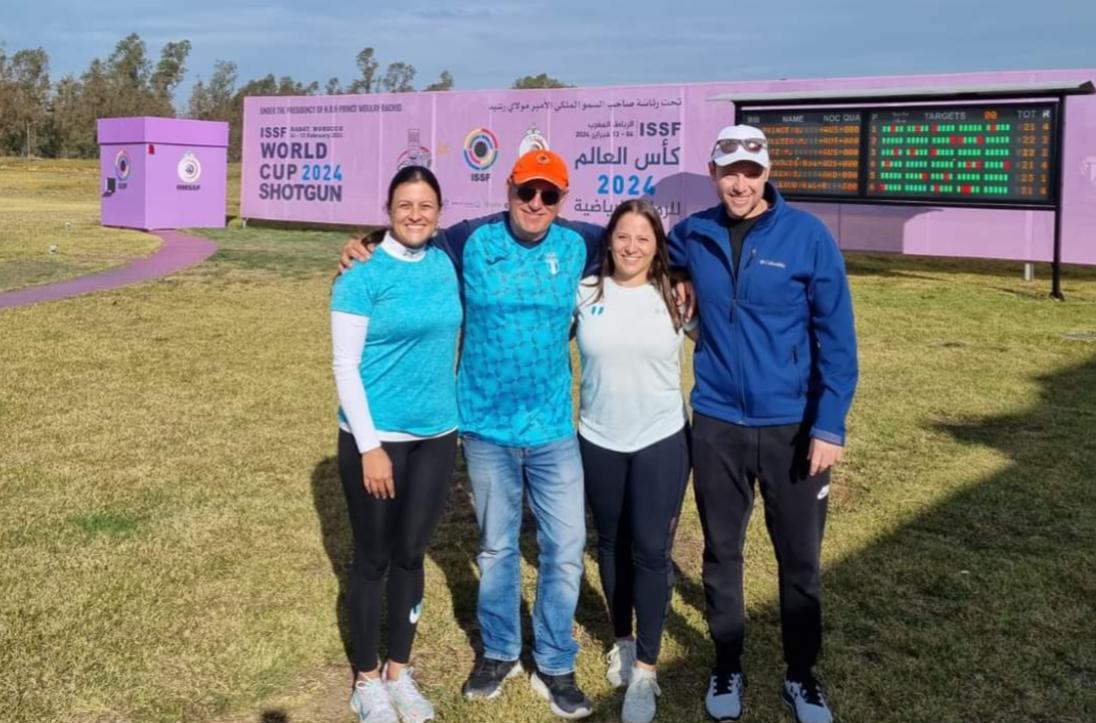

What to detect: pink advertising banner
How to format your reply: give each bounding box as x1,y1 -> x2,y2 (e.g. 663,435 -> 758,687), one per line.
241,83 -> 742,230
241,70 -> 1096,265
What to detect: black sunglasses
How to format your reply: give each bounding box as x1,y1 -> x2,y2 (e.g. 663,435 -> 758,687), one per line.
515,185 -> 562,206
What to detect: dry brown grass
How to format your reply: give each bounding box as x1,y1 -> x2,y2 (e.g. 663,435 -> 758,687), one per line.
2,160 -> 1095,722
0,158 -> 160,293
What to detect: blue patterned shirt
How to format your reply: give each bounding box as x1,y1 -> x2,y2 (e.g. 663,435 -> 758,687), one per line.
437,213 -> 602,446
331,243 -> 462,436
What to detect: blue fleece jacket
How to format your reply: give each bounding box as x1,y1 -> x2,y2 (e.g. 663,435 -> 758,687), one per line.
668,184 -> 858,445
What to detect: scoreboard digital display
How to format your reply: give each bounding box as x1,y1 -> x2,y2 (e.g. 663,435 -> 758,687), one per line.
737,101 -> 1059,208
740,109 -> 861,197
866,103 -> 1055,204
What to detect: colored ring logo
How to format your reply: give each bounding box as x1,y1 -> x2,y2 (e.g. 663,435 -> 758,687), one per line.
178,152 -> 202,184
463,128 -> 499,171
114,150 -> 131,181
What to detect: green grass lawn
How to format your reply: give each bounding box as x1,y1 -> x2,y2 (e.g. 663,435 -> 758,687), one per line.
2,163 -> 1095,723
0,158 -> 161,293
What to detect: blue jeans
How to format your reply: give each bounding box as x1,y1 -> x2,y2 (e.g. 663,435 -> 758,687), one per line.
462,434 -> 586,675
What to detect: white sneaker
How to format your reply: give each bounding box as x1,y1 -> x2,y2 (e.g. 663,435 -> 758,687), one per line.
782,675 -> 833,723
383,665 -> 436,723
350,676 -> 400,723
606,638 -> 637,688
705,670 -> 745,721
621,666 -> 660,723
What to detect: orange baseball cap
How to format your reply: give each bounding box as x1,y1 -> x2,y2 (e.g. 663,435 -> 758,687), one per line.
510,149 -> 569,189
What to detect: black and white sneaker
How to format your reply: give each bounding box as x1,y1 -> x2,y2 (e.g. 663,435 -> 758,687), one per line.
529,670 -> 593,719
705,669 -> 745,721
782,673 -> 833,723
461,657 -> 522,700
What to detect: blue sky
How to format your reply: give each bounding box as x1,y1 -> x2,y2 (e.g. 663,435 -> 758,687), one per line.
2,0 -> 1094,103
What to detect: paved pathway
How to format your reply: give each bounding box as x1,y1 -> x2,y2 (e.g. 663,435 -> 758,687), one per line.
0,230 -> 217,310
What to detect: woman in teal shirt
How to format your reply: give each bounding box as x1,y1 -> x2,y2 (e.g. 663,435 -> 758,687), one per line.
331,165 -> 461,723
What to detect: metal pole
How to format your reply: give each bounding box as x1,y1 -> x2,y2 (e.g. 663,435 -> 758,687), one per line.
1052,209 -> 1064,300
1023,263 -> 1035,282
1051,94 -> 1067,300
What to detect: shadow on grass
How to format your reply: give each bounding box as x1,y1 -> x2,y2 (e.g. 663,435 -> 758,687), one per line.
425,453 -> 484,656
309,354 -> 1096,722
308,449 -> 547,684
647,357 -> 1096,722
310,444 -> 715,719
310,456 -> 354,679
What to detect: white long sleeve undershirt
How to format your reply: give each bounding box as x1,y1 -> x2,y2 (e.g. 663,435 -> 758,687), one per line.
332,311 -> 381,454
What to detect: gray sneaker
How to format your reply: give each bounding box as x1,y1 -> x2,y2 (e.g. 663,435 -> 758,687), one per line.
349,676 -> 400,723
606,639 -> 637,688
384,665 -> 435,723
782,674 -> 833,723
621,666 -> 660,723
705,670 -> 745,721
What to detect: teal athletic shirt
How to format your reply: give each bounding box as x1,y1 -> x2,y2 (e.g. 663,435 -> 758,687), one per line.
436,213 -> 602,447
331,242 -> 462,436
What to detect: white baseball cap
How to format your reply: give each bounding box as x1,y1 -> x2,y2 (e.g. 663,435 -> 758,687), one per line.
710,125 -> 771,168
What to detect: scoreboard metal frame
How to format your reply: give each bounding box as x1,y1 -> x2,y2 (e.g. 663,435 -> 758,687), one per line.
736,99 -> 1062,211
730,84 -> 1095,298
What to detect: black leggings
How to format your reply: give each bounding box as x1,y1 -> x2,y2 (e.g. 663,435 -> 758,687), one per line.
337,430 -> 457,673
580,427 -> 690,665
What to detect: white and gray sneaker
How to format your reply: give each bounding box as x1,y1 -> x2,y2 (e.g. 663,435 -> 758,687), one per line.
782,674 -> 833,723
383,665 -> 435,723
621,666 -> 660,723
606,639 -> 637,688
705,670 -> 745,721
350,676 -> 400,723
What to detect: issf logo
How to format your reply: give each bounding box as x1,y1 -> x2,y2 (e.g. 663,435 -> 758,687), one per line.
177,152 -> 202,184
114,150 -> 131,181
463,128 -> 499,171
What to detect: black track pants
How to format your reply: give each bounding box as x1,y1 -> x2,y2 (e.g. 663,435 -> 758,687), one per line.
691,413 -> 829,677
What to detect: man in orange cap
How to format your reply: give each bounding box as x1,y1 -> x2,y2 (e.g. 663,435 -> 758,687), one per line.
342,150 -> 603,718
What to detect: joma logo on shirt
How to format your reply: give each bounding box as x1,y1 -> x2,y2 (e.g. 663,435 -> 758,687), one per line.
759,259 -> 786,269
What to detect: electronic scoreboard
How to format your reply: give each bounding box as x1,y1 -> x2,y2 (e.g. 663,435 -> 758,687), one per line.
739,109 -> 862,197
738,101 -> 1058,207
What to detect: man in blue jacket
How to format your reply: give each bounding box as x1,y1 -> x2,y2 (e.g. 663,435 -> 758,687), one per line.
668,125 -> 858,723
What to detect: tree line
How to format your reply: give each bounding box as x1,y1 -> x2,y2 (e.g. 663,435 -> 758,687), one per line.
0,34 -> 569,161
